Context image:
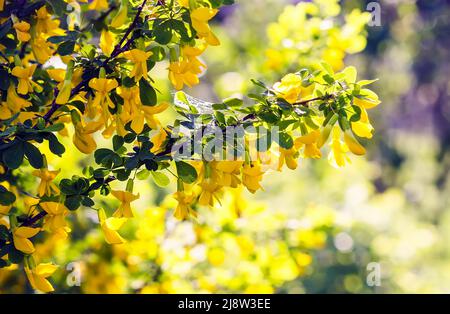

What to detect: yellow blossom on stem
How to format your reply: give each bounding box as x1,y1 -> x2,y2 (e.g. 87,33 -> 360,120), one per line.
111,190 -> 140,218
110,0 -> 128,28
32,168 -> 60,197
168,59 -> 201,90
98,208 -> 126,244
242,162 -> 264,194
13,227 -> 40,254
73,120 -> 104,154
25,263 -> 58,293
150,128 -> 168,153
6,85 -> 31,113
343,130 -> 366,156
35,6 -> 65,36
123,49 -> 153,81
173,191 -> 197,220
31,35 -> 53,64
13,21 -> 31,42
212,161 -> 243,188
12,64 -> 39,95
190,7 -> 220,46
141,102 -> 169,129
40,202 -> 71,239
351,107 -> 374,139
277,147 -> 299,170
328,126 -> 350,168
273,73 -> 315,104
89,0 -> 108,11
100,29 -> 116,57
295,129 -> 322,159
198,179 -> 221,207
88,77 -> 118,125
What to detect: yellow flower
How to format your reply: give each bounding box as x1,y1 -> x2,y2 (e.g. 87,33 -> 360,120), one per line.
173,191 -> 196,220
11,64 -> 39,95
40,202 -> 71,239
212,160 -> 243,188
328,126 -> 350,168
47,68 -> 66,82
354,89 -> 381,109
177,0 -> 189,8
198,179 -> 221,207
13,226 -> 40,254
182,45 -> 206,74
100,29 -> 116,57
110,0 -> 128,28
98,208 -> 126,244
190,7 -> 220,46
277,148 -> 299,170
150,128 -> 168,153
88,77 -> 118,125
117,86 -> 141,133
295,130 -> 322,159
25,263 -> 58,293
32,168 -> 60,197
111,190 -> 140,218
351,107 -> 374,139
273,73 -> 315,104
123,49 -> 153,81
343,130 -> 366,156
31,34 -> 53,64
141,101 -> 169,129
242,162 -> 264,193
35,6 -> 65,36
168,59 -> 201,90
6,85 -> 31,113
89,0 -> 108,11
13,21 -> 31,42
73,120 -> 104,154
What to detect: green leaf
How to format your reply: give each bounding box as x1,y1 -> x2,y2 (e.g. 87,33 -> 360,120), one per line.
8,246 -> 24,264
3,141 -> 24,169
153,21 -> 173,44
0,19 -> 12,40
65,195 -> 82,211
175,161 -> 198,184
46,0 -> 67,16
0,225 -> 9,241
0,259 -> 9,268
0,68 -> 10,91
149,46 -> 166,62
23,142 -> 43,169
44,123 -> 65,132
223,98 -> 243,108
139,78 -> 157,106
59,179 -> 76,195
113,135 -> 124,151
47,133 -> 65,156
151,171 -> 170,187
136,169 -> 150,180
323,74 -> 335,85
57,40 -> 75,56
0,188 -> 16,206
81,197 -> 95,207
94,148 -> 115,165
277,132 -> 294,149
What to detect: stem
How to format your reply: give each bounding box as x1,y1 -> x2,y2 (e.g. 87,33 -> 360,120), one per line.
108,0 -> 149,60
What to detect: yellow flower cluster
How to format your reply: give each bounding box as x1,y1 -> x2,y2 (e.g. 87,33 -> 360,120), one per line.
265,0 -> 370,72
